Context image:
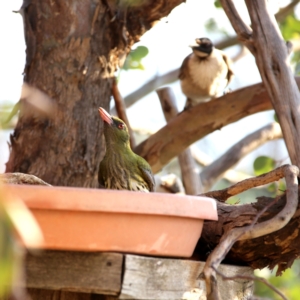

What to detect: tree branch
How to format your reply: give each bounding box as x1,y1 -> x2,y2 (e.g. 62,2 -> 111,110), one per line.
135,77 -> 300,173
200,198 -> 277,300
133,80 -> 287,173
199,164 -> 299,300
220,0 -> 253,49
228,0 -> 300,169
119,0 -> 298,111
112,77 -> 136,148
200,122 -> 282,191
157,87 -> 202,195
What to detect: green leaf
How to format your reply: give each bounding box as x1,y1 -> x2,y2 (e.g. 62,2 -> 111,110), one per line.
267,183 -> 276,193
122,46 -> 149,71
0,102 -> 19,130
280,15 -> 300,40
274,113 -> 279,123
253,156 -> 276,176
205,18 -> 219,32
130,46 -> 149,60
214,0 -> 222,8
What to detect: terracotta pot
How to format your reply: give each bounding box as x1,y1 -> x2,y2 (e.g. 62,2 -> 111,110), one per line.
5,185 -> 218,257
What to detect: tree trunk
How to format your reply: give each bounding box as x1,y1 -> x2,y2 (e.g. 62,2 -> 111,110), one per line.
6,0 -> 115,187
6,0 -> 183,187
4,1 -> 183,299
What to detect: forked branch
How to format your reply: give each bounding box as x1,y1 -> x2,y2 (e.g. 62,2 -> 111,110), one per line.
199,164 -> 299,300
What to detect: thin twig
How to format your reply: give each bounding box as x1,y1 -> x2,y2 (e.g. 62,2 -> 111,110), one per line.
212,266 -> 288,300
220,0 -> 254,52
231,45 -> 249,62
198,197 -> 278,300
200,122 -> 282,191
111,77 -> 136,149
202,164 -> 293,202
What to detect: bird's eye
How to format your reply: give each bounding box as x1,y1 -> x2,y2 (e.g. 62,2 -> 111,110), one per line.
118,123 -> 125,130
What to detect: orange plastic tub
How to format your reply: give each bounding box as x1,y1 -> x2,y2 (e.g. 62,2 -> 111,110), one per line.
5,185 -> 218,257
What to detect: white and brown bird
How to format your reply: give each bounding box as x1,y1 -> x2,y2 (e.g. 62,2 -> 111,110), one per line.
179,37 -> 234,109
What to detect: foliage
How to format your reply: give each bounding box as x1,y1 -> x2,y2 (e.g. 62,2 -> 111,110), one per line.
253,156 -> 276,176
280,14 -> 300,40
0,101 -> 17,130
255,260 -> 300,299
205,18 -> 230,37
123,46 -> 149,70
253,156 -> 286,196
0,192 -> 16,297
214,0 -> 222,9
280,14 -> 300,74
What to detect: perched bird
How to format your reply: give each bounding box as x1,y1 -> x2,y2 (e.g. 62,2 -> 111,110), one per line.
179,37 -> 234,109
98,107 -> 155,192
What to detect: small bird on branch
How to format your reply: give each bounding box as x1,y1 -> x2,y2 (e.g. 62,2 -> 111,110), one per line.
179,37 -> 234,109
98,107 -> 155,192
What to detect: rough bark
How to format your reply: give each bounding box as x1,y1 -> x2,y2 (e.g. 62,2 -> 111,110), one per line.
195,186 -> 300,276
6,0 -> 183,187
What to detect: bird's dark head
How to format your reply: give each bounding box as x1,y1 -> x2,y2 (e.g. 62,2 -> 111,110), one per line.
190,38 -> 213,58
98,107 -> 130,147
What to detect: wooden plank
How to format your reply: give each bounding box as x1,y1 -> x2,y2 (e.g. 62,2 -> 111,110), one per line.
27,289 -> 119,300
25,251 -> 123,295
120,255 -> 253,300
27,289 -> 92,300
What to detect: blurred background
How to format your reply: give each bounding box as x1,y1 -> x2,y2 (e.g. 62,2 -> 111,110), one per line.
1,0 -> 300,299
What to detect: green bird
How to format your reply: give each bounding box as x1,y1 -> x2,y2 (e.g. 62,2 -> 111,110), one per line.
98,107 -> 155,192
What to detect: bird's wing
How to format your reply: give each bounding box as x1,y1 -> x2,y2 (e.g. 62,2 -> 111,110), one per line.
178,54 -> 191,80
221,52 -> 234,84
138,161 -> 155,192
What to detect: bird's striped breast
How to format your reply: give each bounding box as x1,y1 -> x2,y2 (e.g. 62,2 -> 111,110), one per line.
102,151 -> 150,192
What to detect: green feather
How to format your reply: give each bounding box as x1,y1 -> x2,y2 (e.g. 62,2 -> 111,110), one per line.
98,108 -> 155,192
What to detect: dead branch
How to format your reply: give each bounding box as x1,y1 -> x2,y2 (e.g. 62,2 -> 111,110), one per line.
112,77 -> 136,148
200,122 -> 282,191
202,164 -> 294,202
1,173 -> 51,186
157,87 -> 202,195
199,198 -> 277,300
199,164 -> 298,300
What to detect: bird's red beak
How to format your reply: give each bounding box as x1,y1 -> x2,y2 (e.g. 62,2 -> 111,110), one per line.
98,107 -> 113,125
